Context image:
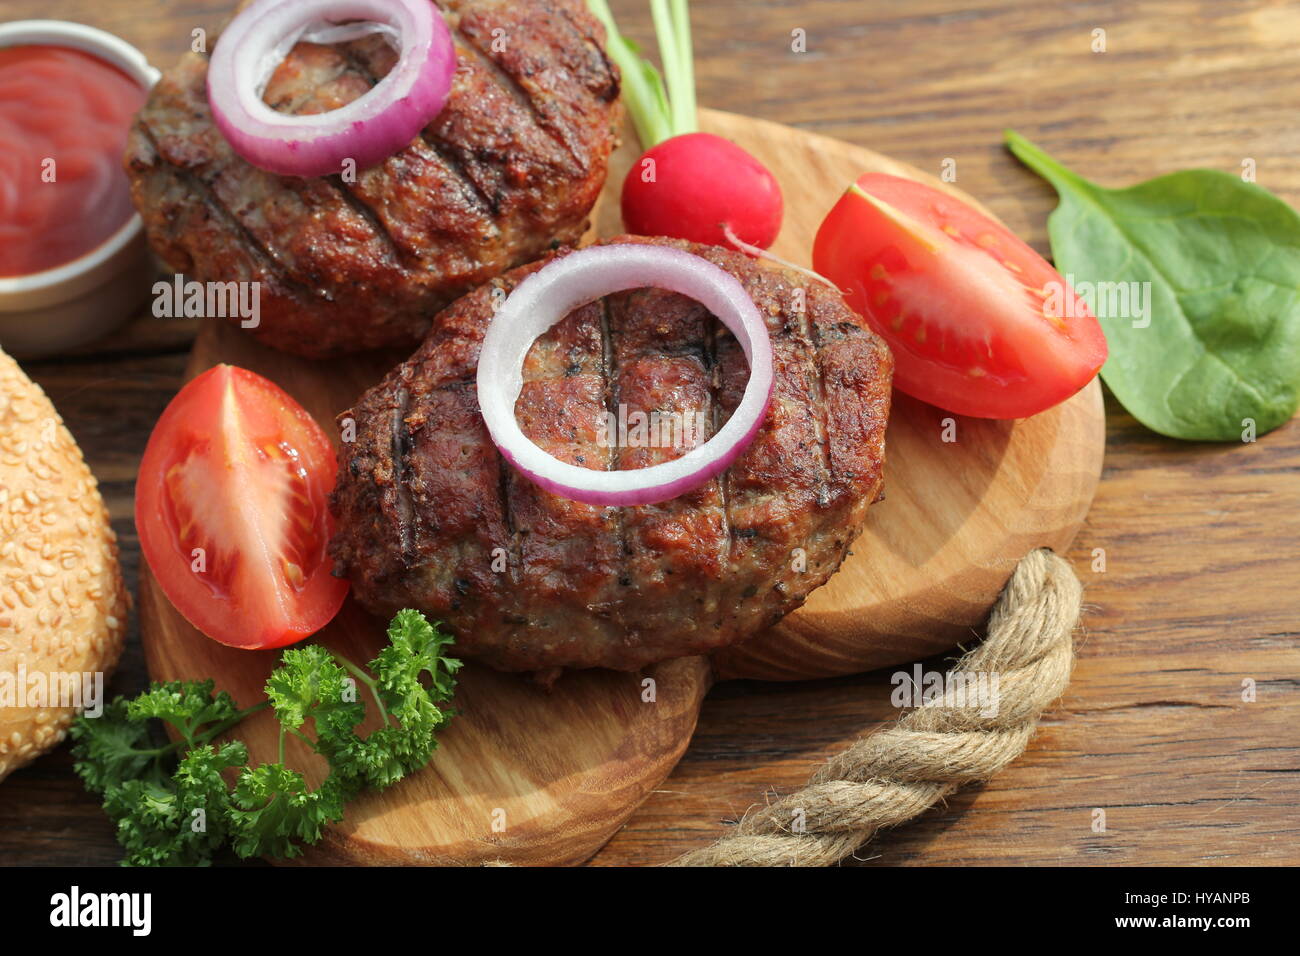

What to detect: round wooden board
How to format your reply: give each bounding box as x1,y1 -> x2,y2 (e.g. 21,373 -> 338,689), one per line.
670,111 -> 1105,681
142,571 -> 709,866
139,318 -> 714,867
139,108 -> 1104,865
712,382 -> 1103,680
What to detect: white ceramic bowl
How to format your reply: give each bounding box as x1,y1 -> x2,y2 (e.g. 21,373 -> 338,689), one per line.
0,20 -> 160,358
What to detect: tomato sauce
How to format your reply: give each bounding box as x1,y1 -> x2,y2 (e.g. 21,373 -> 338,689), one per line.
0,45 -> 148,277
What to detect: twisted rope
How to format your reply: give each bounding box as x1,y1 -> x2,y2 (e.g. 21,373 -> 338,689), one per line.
665,548 -> 1082,866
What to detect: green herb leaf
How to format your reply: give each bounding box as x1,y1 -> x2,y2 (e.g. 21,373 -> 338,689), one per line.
374,611 -> 459,777
331,611 -> 461,789
71,697 -> 168,795
1006,131 -> 1300,441
228,763 -> 350,860
71,610 -> 460,866
105,742 -> 246,867
127,679 -> 242,746
376,609 -> 461,715
266,644 -> 364,742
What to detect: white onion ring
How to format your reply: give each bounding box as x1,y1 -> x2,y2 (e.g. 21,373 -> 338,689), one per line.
206,0 -> 455,177
477,245 -> 775,507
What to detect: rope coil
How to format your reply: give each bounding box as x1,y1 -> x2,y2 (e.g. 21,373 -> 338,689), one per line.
666,548 -> 1082,866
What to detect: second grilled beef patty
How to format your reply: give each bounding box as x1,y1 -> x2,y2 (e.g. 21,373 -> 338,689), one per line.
126,0 -> 620,358
329,237 -> 894,672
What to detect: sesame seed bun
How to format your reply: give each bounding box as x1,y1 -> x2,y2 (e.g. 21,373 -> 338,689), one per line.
0,348 -> 128,782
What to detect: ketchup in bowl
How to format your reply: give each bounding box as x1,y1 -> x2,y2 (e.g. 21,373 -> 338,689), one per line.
0,45 -> 148,278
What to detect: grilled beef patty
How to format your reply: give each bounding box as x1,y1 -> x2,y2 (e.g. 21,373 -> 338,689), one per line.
126,0 -> 620,358
330,237 -> 893,672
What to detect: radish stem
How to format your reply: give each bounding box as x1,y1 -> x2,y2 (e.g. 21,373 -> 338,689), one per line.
670,0 -> 696,132
723,224 -> 840,291
587,0 -> 673,147
649,0 -> 686,135
588,0 -> 698,147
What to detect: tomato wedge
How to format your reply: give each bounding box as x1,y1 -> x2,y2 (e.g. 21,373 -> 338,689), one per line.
136,364 -> 347,649
814,173 -> 1107,418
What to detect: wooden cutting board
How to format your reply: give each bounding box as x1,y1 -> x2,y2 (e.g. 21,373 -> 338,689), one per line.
139,108 -> 1104,865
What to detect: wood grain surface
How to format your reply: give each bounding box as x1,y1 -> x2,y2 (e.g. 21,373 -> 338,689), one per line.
1,0 -> 1297,867
669,111 -> 1106,680
138,315 -> 715,867
137,106 -> 1101,863
142,569 -> 712,866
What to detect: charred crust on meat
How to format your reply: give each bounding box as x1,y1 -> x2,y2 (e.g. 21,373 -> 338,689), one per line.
126,0 -> 619,358
338,41 -> 503,223
329,237 -> 894,672
390,388 -> 418,567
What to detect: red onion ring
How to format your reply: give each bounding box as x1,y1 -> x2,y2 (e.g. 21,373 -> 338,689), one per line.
477,245 -> 774,507
207,0 -> 455,178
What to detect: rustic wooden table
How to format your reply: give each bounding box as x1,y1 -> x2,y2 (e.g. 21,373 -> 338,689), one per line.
2,0 -> 1296,867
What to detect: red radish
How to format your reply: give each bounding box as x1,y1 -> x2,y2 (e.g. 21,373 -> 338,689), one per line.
621,132 -> 783,248
588,0 -> 784,251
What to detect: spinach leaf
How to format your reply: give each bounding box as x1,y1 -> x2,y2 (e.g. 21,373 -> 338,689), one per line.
1006,130 -> 1300,441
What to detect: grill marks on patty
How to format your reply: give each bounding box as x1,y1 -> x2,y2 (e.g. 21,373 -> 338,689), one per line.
604,289 -> 728,646
388,387 -> 419,566
126,0 -> 619,357
129,54 -> 401,304
330,238 -> 894,672
280,42 -> 501,273
511,299 -> 623,644
127,122 -> 331,313
450,0 -> 619,169
791,287 -> 837,506
337,36 -> 510,226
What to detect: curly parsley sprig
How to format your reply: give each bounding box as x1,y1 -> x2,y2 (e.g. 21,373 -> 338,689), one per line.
71,610 -> 460,866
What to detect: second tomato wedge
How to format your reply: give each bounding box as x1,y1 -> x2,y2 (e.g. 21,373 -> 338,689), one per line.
814,173 -> 1107,419
136,364 -> 347,649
